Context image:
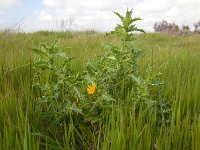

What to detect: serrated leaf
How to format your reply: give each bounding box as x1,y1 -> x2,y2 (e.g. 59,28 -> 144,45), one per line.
30,48 -> 48,57
101,94 -> 116,102
114,11 -> 124,22
129,74 -> 142,84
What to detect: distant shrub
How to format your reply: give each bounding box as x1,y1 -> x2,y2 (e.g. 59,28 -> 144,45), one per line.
154,20 -> 179,34
181,25 -> 190,32
194,21 -> 200,33
174,25 -> 192,36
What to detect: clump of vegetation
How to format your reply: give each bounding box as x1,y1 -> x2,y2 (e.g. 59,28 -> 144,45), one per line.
84,10 -> 170,123
32,41 -> 83,125
31,9 -> 171,148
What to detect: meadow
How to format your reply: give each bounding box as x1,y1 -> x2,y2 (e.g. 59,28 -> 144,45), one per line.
0,18 -> 200,149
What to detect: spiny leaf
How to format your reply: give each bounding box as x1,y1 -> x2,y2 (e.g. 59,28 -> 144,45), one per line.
131,17 -> 143,23
114,11 -> 124,22
30,48 -> 48,57
134,28 -> 145,33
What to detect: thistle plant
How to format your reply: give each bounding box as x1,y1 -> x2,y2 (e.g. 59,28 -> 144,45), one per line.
32,9 -> 171,126
86,10 -> 144,97
85,9 -> 171,123
32,41 -> 83,125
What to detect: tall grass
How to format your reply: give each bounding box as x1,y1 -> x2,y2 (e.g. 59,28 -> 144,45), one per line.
0,31 -> 200,149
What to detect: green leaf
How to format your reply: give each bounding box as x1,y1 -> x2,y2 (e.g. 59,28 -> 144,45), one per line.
114,11 -> 124,22
129,74 -> 142,84
134,28 -> 145,33
101,93 -> 116,102
130,17 -> 142,23
30,48 -> 48,57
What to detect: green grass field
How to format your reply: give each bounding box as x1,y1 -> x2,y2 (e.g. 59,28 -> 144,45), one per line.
0,31 -> 200,149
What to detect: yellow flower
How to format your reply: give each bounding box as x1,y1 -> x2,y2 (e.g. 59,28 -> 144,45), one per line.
87,83 -> 97,95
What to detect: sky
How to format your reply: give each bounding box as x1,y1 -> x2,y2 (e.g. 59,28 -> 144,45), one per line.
0,0 -> 200,32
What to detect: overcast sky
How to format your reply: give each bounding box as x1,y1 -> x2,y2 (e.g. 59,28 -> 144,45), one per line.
0,0 -> 200,32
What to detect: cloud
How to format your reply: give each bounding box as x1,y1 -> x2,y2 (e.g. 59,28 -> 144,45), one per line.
22,11 -> 54,32
23,0 -> 136,32
23,0 -> 200,32
0,0 -> 22,29
0,11 -> 6,16
0,0 -> 21,9
0,0 -> 21,19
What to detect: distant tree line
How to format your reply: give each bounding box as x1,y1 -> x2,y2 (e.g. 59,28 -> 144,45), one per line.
154,20 -> 200,34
